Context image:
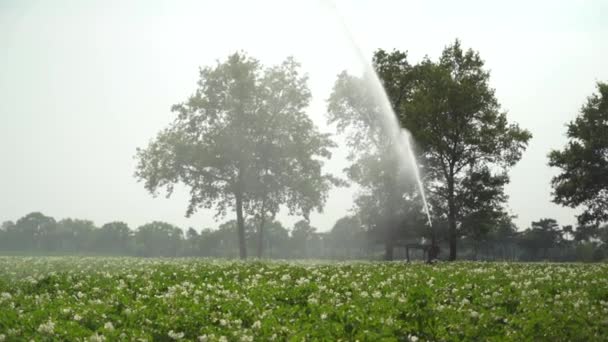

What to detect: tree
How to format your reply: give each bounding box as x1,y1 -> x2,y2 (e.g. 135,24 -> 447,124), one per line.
259,219 -> 290,258
549,81 -> 608,226
457,169 -> 511,258
327,62 -> 427,261
184,227 -> 200,256
135,52 -> 338,259
0,221 -> 15,250
290,219 -> 317,258
96,221 -> 132,254
243,217 -> 289,258
134,221 -> 183,257
397,40 -> 531,260
487,215 -> 519,260
13,212 -> 56,251
519,218 -> 563,260
56,218 -> 97,253
328,216 -> 367,259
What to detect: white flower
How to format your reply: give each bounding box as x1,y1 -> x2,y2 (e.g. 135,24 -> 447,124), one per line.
89,332 -> 106,342
408,335 -> 419,342
37,320 -> 55,334
219,336 -> 228,342
252,320 -> 261,330
168,330 -> 185,340
73,314 -> 82,321
470,310 -> 480,319
104,322 -> 115,331
321,313 -> 328,320
240,335 -> 253,342
198,335 -> 208,342
0,334 -> 5,342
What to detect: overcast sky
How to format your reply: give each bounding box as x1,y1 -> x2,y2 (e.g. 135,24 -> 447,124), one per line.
1,0 -> 607,232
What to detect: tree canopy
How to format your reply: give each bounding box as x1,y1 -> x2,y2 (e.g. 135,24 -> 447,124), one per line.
327,66 -> 427,260
549,81 -> 608,226
385,40 -> 532,260
135,52 -> 339,259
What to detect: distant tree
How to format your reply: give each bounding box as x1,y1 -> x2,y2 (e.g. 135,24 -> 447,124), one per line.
250,218 -> 289,258
599,224 -> 608,245
202,220 -> 241,258
398,40 -> 531,260
573,225 -> 599,243
290,220 -> 317,258
96,221 -> 132,254
56,218 -> 97,252
135,221 -> 183,257
519,218 -> 563,259
0,221 -> 15,231
269,221 -> 291,257
327,216 -> 367,259
184,227 -> 200,256
135,52 -> 338,259
0,221 -> 15,250
186,227 -> 198,240
549,81 -> 608,226
458,170 -> 511,258
13,212 -> 56,251
488,215 -> 519,260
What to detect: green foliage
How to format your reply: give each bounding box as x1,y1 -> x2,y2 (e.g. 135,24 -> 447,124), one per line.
135,221 -> 183,257
0,258 -> 607,341
135,52 -> 339,259
327,60 -> 426,260
548,81 -> 608,226
379,40 -> 532,260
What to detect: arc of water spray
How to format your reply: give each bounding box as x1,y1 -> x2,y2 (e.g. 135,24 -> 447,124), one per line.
322,0 -> 433,227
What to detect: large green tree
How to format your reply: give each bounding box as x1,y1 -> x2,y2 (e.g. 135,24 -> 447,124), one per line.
548,82 -> 608,226
327,66 -> 427,260
135,52 -> 338,259
394,40 -> 531,260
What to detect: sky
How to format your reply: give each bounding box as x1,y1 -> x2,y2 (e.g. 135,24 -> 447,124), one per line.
1,0 -> 607,232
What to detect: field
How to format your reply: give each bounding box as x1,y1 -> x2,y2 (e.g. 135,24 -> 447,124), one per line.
0,258 -> 607,341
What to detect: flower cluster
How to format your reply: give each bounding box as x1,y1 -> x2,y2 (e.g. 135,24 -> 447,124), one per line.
0,257 -> 606,340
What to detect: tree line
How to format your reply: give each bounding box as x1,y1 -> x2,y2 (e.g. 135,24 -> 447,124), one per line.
5,40 -> 607,261
1,212 -> 607,261
131,39 -> 608,261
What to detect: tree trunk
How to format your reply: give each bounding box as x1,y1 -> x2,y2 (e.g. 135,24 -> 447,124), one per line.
235,191 -> 247,260
256,213 -> 266,259
384,241 -> 394,261
447,178 -> 457,261
473,241 -> 478,260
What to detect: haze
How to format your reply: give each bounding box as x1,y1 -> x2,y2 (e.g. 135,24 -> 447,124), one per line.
1,0 -> 607,232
